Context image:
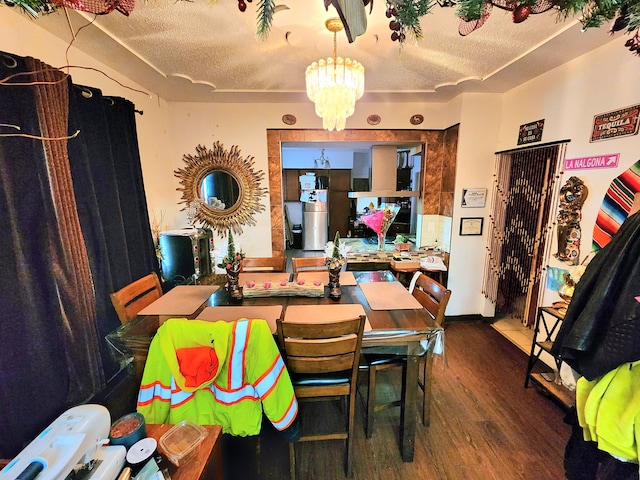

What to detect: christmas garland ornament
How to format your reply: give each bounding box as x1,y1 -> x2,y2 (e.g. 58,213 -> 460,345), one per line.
512,4 -> 531,23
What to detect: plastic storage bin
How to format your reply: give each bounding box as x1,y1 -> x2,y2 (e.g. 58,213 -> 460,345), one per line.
158,421 -> 208,467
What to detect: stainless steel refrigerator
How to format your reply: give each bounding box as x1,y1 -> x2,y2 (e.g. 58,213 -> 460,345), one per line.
302,190 -> 328,250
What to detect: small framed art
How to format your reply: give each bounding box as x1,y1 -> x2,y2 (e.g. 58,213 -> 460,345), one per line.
460,217 -> 484,236
461,188 -> 487,208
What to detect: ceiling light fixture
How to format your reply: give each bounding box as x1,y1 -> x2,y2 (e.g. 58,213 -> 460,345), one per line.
314,148 -> 331,169
305,18 -> 365,132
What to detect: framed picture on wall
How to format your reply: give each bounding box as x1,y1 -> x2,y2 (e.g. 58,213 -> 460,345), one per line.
460,217 -> 484,236
461,188 -> 487,208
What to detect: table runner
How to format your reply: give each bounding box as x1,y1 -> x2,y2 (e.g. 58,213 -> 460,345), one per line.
283,304 -> 371,332
197,305 -> 284,333
358,281 -> 423,310
238,272 -> 291,286
296,271 -> 357,286
138,285 -> 219,316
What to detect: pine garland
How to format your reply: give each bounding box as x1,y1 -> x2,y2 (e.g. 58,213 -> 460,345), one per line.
256,0 -> 275,42
395,0 -> 433,28
457,0 -> 486,21
2,0 -> 55,18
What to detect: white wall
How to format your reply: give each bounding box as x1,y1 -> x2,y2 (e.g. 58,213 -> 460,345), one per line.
448,92 -> 503,316
498,36 -> 640,307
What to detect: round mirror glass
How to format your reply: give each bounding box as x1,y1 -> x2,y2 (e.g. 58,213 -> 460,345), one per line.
176,141 -> 267,236
199,170 -> 240,210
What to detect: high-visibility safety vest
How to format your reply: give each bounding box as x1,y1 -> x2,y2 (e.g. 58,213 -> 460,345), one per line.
137,318 -> 298,436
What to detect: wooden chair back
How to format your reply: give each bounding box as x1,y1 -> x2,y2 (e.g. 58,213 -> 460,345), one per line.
276,314 -> 366,479
241,256 -> 287,272
110,272 -> 162,325
410,271 -> 451,328
277,316 -> 366,379
291,256 -> 326,274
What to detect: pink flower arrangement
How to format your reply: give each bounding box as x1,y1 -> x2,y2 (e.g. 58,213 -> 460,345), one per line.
359,204 -> 400,236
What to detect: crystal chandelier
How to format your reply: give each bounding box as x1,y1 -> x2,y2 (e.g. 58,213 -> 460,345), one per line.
305,18 -> 365,132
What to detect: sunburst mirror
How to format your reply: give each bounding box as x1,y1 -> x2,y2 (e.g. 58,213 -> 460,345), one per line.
175,141 -> 267,236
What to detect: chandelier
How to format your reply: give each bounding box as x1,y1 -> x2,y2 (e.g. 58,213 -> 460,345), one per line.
305,18 -> 365,132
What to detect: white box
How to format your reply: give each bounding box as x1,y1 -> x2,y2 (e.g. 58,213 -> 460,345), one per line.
299,174 -> 316,190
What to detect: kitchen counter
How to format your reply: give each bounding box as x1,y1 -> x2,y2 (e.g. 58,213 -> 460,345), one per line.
341,238 -> 444,270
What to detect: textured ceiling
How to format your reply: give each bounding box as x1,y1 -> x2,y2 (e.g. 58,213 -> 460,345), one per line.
33,0 -> 617,102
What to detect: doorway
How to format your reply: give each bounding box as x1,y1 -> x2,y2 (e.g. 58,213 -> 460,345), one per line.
483,142 -> 568,327
265,128 -> 459,257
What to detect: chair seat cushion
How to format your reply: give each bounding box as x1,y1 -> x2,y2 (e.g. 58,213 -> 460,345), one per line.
363,353 -> 406,366
291,371 -> 350,386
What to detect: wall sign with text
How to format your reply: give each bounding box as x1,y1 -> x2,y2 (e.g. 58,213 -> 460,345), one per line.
590,104 -> 640,142
517,119 -> 545,145
564,153 -> 620,170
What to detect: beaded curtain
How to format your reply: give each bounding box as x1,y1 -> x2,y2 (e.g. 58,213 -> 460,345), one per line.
483,143 -> 566,325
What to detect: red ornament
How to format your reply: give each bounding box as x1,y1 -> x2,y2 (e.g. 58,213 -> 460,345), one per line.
512,4 -> 531,23
237,0 -> 246,12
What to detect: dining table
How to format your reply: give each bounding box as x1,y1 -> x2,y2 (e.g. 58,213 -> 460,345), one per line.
106,270 -> 443,462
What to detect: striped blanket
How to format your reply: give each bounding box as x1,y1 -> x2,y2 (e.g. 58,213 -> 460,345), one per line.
592,160 -> 640,251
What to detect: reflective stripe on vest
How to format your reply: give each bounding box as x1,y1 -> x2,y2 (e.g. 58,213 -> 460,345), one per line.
271,395 -> 299,431
138,380 -> 172,405
255,355 -> 286,399
170,377 -> 194,407
228,320 -> 249,390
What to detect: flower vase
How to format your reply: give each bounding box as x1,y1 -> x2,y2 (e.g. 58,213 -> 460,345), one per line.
328,266 -> 342,300
377,231 -> 386,251
226,263 -> 243,302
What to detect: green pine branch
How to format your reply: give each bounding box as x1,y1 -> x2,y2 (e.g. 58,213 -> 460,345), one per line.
256,0 -> 275,42
396,0 -> 433,28
456,0 -> 486,21
4,0 -> 54,17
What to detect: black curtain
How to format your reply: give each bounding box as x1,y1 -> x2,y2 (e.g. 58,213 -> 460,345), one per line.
67,85 -> 158,370
0,51 -> 158,456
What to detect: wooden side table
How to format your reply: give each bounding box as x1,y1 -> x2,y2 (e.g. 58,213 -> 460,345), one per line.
146,424 -> 223,480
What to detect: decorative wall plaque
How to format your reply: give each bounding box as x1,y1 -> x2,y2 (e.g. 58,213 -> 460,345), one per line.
590,104 -> 640,142
517,119 -> 544,145
410,114 -> 424,125
367,114 -> 381,125
554,176 -> 588,265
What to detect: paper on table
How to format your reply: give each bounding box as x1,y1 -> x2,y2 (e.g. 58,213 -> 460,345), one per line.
197,305 -> 284,333
358,282 -> 423,310
283,304 -> 371,332
296,271 -> 357,286
138,285 -> 219,316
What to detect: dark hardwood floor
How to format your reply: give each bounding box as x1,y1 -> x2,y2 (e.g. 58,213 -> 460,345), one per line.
222,320 -> 571,480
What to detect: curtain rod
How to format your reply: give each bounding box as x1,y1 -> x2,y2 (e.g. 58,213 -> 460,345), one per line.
495,139 -> 571,155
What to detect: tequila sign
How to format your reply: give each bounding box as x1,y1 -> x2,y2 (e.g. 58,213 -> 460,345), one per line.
590,104 -> 640,142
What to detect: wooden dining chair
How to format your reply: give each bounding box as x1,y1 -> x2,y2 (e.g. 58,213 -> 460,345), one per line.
362,272 -> 451,437
277,314 -> 366,479
110,272 -> 163,325
291,256 -> 326,274
241,256 -> 287,272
